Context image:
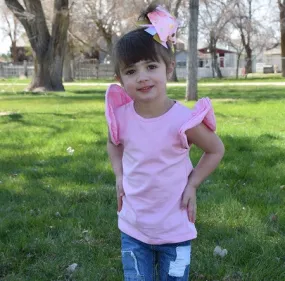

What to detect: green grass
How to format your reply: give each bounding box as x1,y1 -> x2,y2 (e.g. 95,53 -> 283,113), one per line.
198,73 -> 285,83
0,84 -> 285,281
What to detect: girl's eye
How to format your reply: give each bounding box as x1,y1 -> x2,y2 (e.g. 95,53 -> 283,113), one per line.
125,69 -> 135,75
148,64 -> 157,70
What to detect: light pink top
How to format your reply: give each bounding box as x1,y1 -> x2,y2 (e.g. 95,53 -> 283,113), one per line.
105,84 -> 216,245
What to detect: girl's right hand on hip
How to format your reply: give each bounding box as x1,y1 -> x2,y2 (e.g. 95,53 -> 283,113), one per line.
116,175 -> 124,212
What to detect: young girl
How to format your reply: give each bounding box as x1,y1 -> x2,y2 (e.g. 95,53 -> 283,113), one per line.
106,4 -> 224,281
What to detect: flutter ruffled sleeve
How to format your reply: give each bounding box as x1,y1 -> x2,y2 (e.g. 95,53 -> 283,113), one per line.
179,97 -> 216,148
105,84 -> 132,145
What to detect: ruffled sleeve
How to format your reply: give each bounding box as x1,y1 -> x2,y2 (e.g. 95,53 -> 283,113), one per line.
179,97 -> 216,148
105,84 -> 132,145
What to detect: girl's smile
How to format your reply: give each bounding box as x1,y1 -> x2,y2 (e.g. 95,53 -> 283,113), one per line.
137,85 -> 154,93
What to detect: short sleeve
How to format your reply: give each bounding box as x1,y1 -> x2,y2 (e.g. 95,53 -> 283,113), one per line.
179,97 -> 216,148
105,84 -> 132,145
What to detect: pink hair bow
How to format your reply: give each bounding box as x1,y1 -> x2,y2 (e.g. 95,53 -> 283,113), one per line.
138,5 -> 179,49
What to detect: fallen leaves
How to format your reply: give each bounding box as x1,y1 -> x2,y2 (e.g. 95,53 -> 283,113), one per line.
269,214 -> 278,222
214,246 -> 228,258
66,263 -> 78,273
66,147 -> 75,155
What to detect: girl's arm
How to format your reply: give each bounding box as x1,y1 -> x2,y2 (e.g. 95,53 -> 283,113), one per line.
107,132 -> 124,211
107,132 -> 123,178
185,123 -> 225,189
182,123 -> 225,223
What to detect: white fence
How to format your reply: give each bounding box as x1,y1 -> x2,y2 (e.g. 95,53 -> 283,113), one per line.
0,61 -> 34,78
0,60 -> 243,80
176,66 -> 242,79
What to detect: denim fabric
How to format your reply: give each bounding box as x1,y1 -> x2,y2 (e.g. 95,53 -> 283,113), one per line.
121,232 -> 191,281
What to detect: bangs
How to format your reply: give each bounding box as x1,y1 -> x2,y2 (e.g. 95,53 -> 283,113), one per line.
113,28 -> 173,77
116,30 -> 160,68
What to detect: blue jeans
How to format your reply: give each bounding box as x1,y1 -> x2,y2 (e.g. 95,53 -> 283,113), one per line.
121,232 -> 191,281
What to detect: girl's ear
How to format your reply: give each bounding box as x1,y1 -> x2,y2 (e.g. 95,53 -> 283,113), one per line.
115,74 -> 123,86
167,60 -> 175,80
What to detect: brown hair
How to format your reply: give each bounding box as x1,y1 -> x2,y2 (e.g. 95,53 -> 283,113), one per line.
112,4 -> 174,78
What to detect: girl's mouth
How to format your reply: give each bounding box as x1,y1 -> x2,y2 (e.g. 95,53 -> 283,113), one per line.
137,86 -> 154,93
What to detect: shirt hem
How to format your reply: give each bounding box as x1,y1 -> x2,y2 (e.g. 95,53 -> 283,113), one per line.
118,219 -> 197,245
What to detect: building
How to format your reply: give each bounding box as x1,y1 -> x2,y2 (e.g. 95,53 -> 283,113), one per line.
263,45 -> 282,73
175,46 -> 237,68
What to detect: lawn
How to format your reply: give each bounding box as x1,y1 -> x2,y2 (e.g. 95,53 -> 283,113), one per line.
0,84 -> 285,281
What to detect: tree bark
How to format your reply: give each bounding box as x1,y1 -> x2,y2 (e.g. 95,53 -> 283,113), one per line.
186,0 -> 199,101
63,41 -> 74,82
171,44 -> 179,82
245,45 -> 252,74
235,0 -> 253,74
5,0 -> 69,92
209,32 -> 222,79
11,40 -> 18,62
170,0 -> 182,82
236,53 -> 241,79
279,0 -> 285,77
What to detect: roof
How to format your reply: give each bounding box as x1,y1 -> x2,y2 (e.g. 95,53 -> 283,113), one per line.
264,47 -> 281,56
176,50 -> 207,57
198,46 -> 236,54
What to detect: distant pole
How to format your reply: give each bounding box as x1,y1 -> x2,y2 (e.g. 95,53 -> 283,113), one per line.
278,0 -> 285,77
186,0 -> 199,101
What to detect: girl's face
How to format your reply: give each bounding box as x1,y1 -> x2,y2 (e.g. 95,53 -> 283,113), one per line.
117,58 -> 174,102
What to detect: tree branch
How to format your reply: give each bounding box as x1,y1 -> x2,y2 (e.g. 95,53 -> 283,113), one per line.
5,0 -> 28,28
5,0 -> 51,55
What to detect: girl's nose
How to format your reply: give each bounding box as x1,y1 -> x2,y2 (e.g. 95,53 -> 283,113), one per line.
136,70 -> 149,83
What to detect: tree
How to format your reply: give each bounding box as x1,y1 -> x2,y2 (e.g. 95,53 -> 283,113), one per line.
0,2 -> 23,62
278,0 -> 285,77
230,0 -> 277,75
5,0 -> 69,92
163,0 -> 184,82
232,0 -> 254,74
223,37 -> 244,79
199,0 -> 236,79
185,0 -> 199,101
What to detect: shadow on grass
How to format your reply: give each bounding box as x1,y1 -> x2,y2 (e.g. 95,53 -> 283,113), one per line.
0,135 -> 121,279
68,89 -> 106,95
3,86 -> 285,103
168,86 -> 285,102
191,221 -> 285,280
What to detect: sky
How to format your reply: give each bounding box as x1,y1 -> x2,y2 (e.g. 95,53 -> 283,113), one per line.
0,0 -> 279,55
0,28 -> 10,54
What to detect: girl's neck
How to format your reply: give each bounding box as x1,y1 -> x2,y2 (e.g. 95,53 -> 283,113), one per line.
134,96 -> 175,119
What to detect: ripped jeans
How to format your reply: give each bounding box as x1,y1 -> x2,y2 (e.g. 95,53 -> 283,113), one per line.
121,232 -> 191,281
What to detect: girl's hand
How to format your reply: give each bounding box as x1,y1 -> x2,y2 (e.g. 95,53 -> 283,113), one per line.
116,175 -> 125,212
181,185 -> 197,223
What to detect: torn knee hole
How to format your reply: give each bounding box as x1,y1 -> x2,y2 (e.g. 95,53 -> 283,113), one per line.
168,246 -> 191,277
122,250 -> 141,276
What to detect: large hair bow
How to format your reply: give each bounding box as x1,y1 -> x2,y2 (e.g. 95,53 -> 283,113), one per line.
138,5 -> 179,49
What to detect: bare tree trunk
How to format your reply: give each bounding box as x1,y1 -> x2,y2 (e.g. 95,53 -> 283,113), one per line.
213,53 -> 222,78
236,53 -> 241,79
5,0 -> 69,92
211,54 -> 215,78
245,46 -> 252,74
171,44 -> 179,82
63,43 -> 74,82
279,0 -> 285,77
209,32 -> 222,79
186,0 -> 199,101
170,0 -> 182,82
11,40 -> 17,62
